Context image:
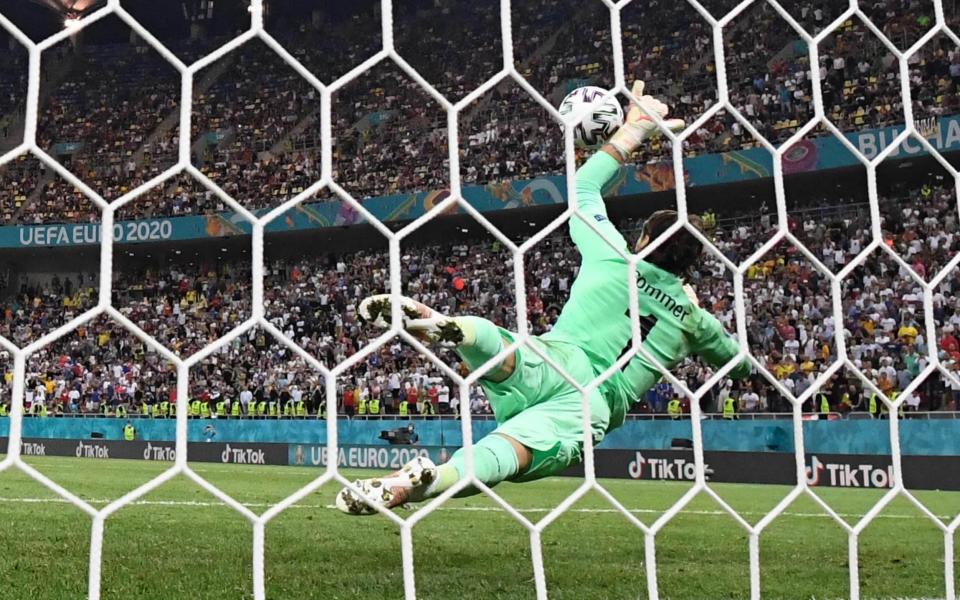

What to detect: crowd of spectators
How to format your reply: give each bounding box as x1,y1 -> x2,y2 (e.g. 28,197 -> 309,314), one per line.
0,0 -> 951,225
4,174 -> 960,418
37,36 -> 181,204
0,33 -> 27,152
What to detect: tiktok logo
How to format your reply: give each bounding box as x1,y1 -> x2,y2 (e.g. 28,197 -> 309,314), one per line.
805,456 -> 826,486
628,452 -> 646,479
627,452 -> 710,481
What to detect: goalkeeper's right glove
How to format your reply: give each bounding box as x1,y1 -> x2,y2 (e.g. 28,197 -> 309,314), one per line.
607,80 -> 685,162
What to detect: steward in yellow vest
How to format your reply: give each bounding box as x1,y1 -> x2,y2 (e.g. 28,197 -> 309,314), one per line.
368,398 -> 380,415
398,400 -> 409,417
880,391 -> 904,418
722,397 -> 736,420
667,398 -> 682,419
231,401 -> 241,418
818,393 -> 830,415
123,422 -> 135,441
357,398 -> 367,416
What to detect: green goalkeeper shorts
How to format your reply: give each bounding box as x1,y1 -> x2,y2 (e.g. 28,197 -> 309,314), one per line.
480,330 -> 611,481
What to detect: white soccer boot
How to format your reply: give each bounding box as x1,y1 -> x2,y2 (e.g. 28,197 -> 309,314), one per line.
358,294 -> 465,346
335,456 -> 438,515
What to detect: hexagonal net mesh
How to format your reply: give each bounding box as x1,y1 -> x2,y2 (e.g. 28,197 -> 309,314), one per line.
0,0 -> 958,598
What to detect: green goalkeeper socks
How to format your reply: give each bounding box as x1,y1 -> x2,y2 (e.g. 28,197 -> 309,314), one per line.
453,316 -> 510,381
426,435 -> 520,499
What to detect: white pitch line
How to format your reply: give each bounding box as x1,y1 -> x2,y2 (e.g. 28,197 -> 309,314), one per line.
0,495 -> 952,521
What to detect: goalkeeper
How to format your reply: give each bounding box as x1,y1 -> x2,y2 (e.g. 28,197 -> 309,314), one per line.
336,82 -> 751,515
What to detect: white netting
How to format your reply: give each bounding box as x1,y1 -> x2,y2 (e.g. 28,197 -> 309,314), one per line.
0,0 -> 957,598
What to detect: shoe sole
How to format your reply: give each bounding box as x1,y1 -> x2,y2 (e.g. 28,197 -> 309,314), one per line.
337,459 -> 438,515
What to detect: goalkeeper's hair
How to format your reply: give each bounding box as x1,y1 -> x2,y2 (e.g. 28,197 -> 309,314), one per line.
637,210 -> 705,276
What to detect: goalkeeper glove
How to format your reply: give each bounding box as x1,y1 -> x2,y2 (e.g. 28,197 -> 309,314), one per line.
607,80 -> 685,162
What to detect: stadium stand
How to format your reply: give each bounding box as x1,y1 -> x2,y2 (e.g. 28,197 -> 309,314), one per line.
6,175 -> 958,417
0,0 -> 948,222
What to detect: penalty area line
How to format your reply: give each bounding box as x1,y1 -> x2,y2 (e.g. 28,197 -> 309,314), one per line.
0,495 -> 949,521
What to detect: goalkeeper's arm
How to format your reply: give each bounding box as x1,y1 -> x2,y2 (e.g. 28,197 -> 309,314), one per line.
570,81 -> 684,261
690,310 -> 752,380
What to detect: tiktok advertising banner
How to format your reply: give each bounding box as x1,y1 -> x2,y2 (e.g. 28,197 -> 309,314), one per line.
5,437 -> 960,490
565,450 -> 960,490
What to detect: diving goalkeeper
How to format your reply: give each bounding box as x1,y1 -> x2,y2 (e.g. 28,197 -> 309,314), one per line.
336,82 -> 751,515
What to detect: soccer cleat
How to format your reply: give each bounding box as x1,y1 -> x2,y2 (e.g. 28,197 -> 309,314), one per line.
358,294 -> 435,328
335,456 -> 438,515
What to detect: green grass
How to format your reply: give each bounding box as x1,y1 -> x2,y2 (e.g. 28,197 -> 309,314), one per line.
0,456 -> 955,599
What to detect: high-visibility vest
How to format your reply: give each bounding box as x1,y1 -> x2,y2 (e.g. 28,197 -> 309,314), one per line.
667,399 -> 682,418
317,403 -> 327,419
150,404 -> 159,418
880,392 -> 903,417
357,398 -> 367,415
818,394 -> 830,414
295,401 -> 306,417
0,404 -> 7,416
123,424 -> 135,441
38,403 -> 48,418
420,400 -> 435,415
115,405 -> 126,418
399,401 -> 409,417
100,403 -> 110,416
200,402 -> 210,418
215,401 -> 226,417
160,401 -> 169,418
722,397 -> 736,419
269,402 -> 279,417
869,394 -> 878,417
190,400 -> 201,417
283,402 -> 294,417
257,401 -> 267,416
368,399 -> 380,415
231,401 -> 240,417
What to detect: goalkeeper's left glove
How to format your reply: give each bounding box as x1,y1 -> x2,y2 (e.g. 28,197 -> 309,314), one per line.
607,80 -> 685,162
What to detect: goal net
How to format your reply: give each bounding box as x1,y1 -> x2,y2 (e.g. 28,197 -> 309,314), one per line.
0,0 -> 956,599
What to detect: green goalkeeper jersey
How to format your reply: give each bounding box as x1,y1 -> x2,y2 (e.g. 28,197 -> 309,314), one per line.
540,151 -> 750,427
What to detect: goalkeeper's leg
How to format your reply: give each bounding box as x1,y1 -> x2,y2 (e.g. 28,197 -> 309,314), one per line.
340,295 -> 605,514
335,433 -> 531,515
336,383 -> 607,514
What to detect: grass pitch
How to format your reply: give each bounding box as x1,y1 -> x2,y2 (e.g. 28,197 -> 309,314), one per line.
0,456 -> 956,599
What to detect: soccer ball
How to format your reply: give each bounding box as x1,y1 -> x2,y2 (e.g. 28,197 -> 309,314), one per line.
558,86 -> 625,149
